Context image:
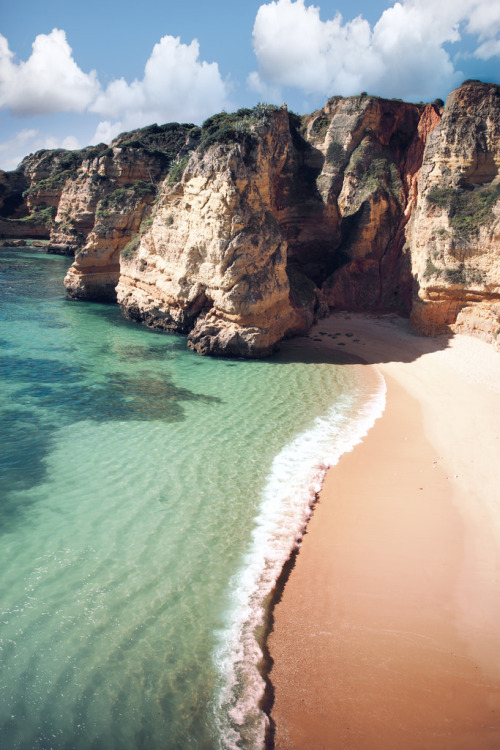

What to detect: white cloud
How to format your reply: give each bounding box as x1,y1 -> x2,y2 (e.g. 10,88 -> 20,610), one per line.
249,0 -> 500,101
247,71 -> 283,103
0,28 -> 231,137
0,129 -> 82,171
91,35 -> 231,131
91,120 -> 125,145
475,37 -> 500,58
0,29 -> 100,116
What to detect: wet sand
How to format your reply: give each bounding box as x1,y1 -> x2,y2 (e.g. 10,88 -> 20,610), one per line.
268,314 -> 500,750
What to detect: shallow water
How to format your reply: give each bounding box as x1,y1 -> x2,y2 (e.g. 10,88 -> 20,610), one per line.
0,248 -> 384,749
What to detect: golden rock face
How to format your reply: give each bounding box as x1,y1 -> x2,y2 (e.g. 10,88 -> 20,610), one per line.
407,82 -> 500,349
52,83 -> 500,355
116,116 -> 309,357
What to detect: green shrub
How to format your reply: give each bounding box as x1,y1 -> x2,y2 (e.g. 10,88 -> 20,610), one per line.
326,141 -> 346,165
96,187 -> 132,217
426,187 -> 456,207
132,180 -> 155,197
360,159 -> 401,196
423,259 -> 442,279
111,122 -> 199,167
90,172 -> 106,185
167,154 -> 190,185
18,206 -> 56,226
120,215 -> 155,260
451,184 -> 500,237
311,115 -> 329,139
121,234 -> 140,260
198,103 -> 280,153
427,183 -> 500,239
444,265 -> 466,284
466,267 -> 485,285
139,217 -> 154,233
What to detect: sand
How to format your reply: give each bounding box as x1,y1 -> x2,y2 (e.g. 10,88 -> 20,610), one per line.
268,313 -> 500,750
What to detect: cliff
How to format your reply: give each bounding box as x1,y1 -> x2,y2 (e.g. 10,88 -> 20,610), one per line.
116,109 -> 311,356
114,98 -> 439,356
407,81 -> 500,347
2,81 -> 499,355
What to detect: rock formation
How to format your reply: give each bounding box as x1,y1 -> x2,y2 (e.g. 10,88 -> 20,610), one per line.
116,110 -> 311,356
115,99 -> 438,356
407,81 -> 500,346
1,81 -> 499,355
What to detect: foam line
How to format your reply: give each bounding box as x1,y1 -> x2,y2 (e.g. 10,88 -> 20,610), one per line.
213,368 -> 386,749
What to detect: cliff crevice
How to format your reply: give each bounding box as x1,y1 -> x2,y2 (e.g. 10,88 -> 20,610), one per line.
2,82 -> 499,355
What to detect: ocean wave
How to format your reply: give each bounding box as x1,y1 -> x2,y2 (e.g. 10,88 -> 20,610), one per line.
213,367 -> 386,749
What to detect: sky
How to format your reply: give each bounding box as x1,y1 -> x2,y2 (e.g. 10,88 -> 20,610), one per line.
0,0 -> 499,170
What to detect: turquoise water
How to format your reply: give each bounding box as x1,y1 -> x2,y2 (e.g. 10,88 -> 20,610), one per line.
0,248 -> 384,749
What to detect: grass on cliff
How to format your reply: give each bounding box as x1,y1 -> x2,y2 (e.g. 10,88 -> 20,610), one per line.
360,158 -> 401,196
96,182 -> 156,218
424,258 -> 485,286
198,103 -> 281,153
344,145 -> 402,200
121,216 -> 154,260
325,141 -> 347,166
111,122 -> 199,159
311,114 -> 330,140
427,183 -> 500,239
167,155 -> 190,185
22,146 -> 107,197
15,206 -> 56,226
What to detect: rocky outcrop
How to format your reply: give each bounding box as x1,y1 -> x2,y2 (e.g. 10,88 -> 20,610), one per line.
0,168 -> 28,218
63,123 -> 198,300
305,95 -> 430,313
407,81 -> 500,347
3,82 -> 499,355
0,147 -> 102,243
116,110 -> 312,357
114,99 -> 438,357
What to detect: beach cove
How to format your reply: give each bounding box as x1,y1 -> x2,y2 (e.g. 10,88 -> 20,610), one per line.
269,313 -> 500,750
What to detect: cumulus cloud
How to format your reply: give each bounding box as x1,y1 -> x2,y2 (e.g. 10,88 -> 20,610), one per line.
90,35 -> 231,132
0,129 -> 82,171
249,0 -> 500,101
0,29 -> 100,116
0,28 -> 230,140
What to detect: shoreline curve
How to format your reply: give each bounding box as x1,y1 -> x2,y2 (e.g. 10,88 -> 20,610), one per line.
267,312 -> 500,750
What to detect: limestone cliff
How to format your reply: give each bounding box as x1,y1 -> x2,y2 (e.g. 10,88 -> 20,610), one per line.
59,124 -> 198,299
407,81 -> 500,347
116,109 -> 312,357
115,98 -> 438,356
302,95 -> 431,313
3,82 -> 500,355
0,147 -> 104,244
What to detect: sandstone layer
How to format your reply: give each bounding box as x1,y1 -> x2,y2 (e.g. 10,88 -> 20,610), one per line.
2,82 -> 499,355
114,99 -> 439,356
407,81 -> 500,347
116,111 -> 311,357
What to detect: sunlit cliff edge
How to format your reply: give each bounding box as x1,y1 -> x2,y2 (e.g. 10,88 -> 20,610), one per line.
1,81 -> 498,356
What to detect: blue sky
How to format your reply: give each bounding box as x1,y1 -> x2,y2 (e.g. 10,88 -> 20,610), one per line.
1,0 -> 499,170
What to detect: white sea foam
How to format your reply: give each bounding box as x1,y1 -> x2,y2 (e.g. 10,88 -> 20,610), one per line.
213,368 -> 386,749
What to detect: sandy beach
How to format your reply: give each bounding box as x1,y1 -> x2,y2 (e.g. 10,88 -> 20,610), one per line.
268,313 -> 500,750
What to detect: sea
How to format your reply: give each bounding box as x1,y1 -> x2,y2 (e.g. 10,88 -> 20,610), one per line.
0,247 -> 385,750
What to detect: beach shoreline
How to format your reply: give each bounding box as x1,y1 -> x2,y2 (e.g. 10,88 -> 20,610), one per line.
267,313 -> 500,750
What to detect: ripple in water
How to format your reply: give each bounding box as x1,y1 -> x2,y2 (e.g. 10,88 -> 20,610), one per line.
0,248 -> 384,749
